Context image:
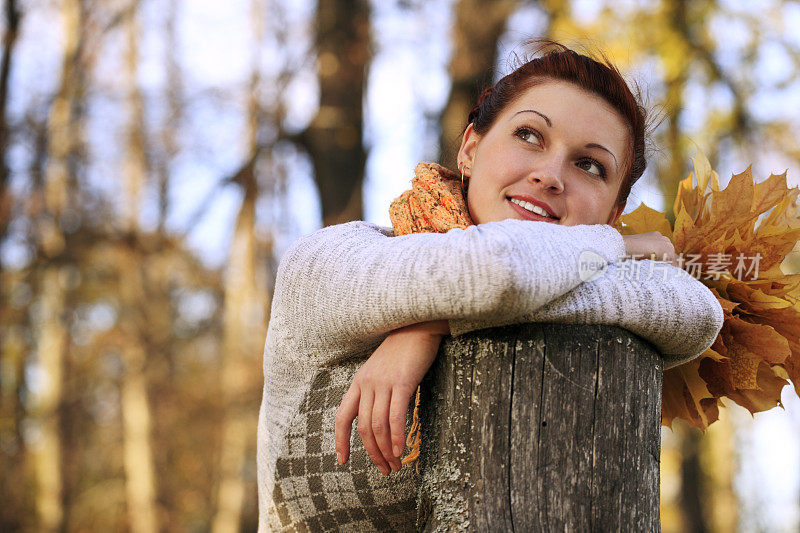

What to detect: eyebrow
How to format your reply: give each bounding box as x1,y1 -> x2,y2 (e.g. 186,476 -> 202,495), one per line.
585,143 -> 618,170
510,109 -> 619,171
512,109 -> 552,127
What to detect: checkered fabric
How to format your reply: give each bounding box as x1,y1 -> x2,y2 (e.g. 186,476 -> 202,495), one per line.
266,360 -> 421,532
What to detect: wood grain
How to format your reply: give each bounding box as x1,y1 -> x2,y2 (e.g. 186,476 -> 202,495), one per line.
416,323 -> 662,532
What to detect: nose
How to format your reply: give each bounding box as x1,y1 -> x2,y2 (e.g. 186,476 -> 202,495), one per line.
527,152 -> 565,193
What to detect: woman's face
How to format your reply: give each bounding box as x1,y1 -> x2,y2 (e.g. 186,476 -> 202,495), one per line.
457,79 -> 630,227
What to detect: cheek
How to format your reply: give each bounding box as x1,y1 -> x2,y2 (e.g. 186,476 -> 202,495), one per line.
465,187 -> 485,224
491,153 -> 528,181
475,140 -> 522,179
568,184 -> 611,218
465,179 -> 499,225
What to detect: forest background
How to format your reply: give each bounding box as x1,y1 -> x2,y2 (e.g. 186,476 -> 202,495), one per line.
2,0 -> 800,531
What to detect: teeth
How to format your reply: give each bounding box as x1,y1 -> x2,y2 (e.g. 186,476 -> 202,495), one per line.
510,198 -> 555,218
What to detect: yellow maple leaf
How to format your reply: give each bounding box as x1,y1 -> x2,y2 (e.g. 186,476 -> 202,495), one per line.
616,203 -> 673,239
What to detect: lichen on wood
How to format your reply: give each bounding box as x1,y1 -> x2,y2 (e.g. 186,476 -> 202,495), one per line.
416,323 -> 662,532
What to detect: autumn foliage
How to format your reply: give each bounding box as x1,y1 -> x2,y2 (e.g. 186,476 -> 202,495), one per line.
613,152 -> 800,430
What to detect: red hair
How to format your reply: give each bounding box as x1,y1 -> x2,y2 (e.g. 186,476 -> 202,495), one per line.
467,40 -> 650,206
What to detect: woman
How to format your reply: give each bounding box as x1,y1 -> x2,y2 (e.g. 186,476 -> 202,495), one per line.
257,43 -> 724,532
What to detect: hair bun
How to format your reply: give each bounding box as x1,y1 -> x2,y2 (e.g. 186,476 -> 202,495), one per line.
477,85 -> 494,105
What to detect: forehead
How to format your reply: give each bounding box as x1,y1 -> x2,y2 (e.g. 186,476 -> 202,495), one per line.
499,79 -> 629,140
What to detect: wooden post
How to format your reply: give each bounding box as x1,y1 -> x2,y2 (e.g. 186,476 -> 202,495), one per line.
416,322 -> 662,532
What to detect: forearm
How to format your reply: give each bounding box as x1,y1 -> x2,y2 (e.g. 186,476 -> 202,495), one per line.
396,320 -> 451,337
448,260 -> 724,367
276,219 -> 625,357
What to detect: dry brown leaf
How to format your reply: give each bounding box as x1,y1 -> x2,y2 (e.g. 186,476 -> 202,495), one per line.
616,149 -> 800,429
663,357 -> 718,430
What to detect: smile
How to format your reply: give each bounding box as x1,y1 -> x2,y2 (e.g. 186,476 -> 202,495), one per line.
507,197 -> 560,221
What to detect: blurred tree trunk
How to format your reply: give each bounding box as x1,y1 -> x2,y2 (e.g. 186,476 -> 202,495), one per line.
437,0 -> 518,169
702,407 -> 737,532
119,4 -> 158,532
0,3 -> 22,525
211,1 -> 268,530
32,269 -> 67,533
301,0 -> 370,226
122,3 -> 145,233
155,0 -> 181,234
0,0 -> 20,249
211,162 -> 264,533
654,0 -> 751,222
152,0 -> 180,524
679,424 -> 709,532
119,259 -> 158,533
659,0 -> 690,224
32,0 -> 85,529
0,305 -> 29,531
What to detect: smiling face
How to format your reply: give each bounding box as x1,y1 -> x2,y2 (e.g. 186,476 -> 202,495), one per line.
457,78 -> 631,227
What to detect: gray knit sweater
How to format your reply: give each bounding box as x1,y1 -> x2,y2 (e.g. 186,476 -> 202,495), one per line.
256,219 -> 724,532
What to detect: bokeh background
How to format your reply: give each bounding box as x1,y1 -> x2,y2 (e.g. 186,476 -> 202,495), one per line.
2,0 -> 800,531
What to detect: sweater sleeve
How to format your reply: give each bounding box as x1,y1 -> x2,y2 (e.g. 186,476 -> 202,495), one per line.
268,219 -> 626,362
449,258 -> 724,370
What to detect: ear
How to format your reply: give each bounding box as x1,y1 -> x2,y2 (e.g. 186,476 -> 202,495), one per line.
456,123 -> 480,176
606,201 -> 626,226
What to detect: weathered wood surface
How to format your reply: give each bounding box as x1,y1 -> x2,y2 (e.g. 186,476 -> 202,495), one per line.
415,323 -> 662,532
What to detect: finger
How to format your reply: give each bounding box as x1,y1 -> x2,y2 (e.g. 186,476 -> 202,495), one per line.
372,388 -> 400,472
335,384 -> 360,465
357,389 -> 390,476
389,384 -> 415,461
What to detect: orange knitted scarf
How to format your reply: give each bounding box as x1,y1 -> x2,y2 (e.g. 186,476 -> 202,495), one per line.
388,162 -> 473,472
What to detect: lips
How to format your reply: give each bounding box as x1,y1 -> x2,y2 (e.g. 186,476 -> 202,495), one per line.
507,198 -> 560,222
506,195 -> 560,220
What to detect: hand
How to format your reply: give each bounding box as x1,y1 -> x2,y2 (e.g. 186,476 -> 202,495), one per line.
621,231 -> 678,266
334,322 -> 447,475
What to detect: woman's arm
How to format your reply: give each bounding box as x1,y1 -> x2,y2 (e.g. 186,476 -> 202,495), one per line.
449,259 -> 724,369
270,219 -> 625,362
401,319 -> 451,336
335,322 -> 446,475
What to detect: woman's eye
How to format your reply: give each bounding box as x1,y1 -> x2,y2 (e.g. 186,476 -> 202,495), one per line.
578,159 -> 606,178
514,127 -> 541,146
